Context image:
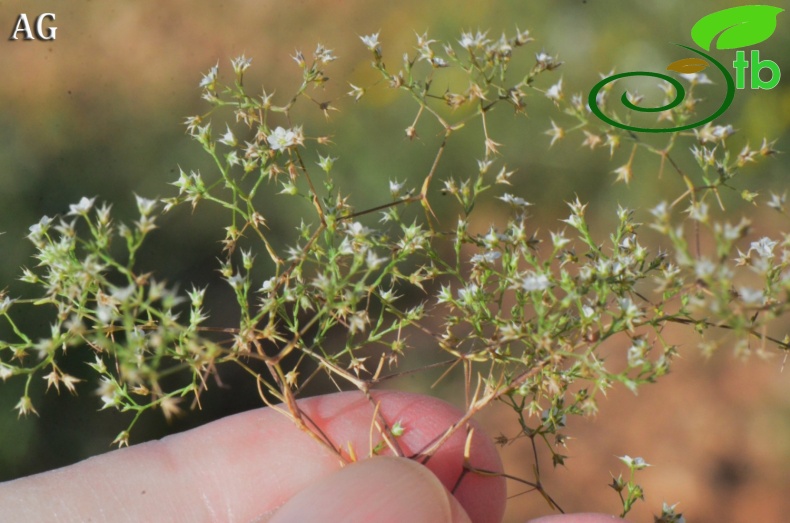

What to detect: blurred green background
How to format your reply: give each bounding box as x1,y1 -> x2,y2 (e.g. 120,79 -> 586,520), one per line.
0,1 -> 789,521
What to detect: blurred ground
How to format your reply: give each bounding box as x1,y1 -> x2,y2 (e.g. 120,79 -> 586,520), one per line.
0,1 -> 788,521
477,329 -> 790,523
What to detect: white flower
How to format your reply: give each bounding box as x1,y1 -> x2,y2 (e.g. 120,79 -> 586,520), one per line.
199,62 -> 219,89
458,283 -> 480,304
458,29 -> 489,50
694,123 -> 736,144
694,258 -> 716,278
314,44 -> 337,64
291,50 -> 306,67
686,201 -> 709,222
482,228 -> 504,249
535,51 -> 562,69
551,231 -> 570,249
499,193 -> 532,207
0,296 -> 13,315
226,150 -> 240,166
768,192 -> 786,211
268,126 -> 300,151
68,197 -> 96,216
260,277 -> 276,293
596,258 -> 613,277
337,237 -> 354,255
360,32 -> 380,51
470,251 -> 501,265
345,221 -> 371,240
459,32 -> 475,50
545,78 -> 563,102
436,284 -> 453,304
521,271 -> 550,292
28,215 -> 52,236
619,455 -> 651,470
389,179 -> 405,197
581,305 -> 595,319
97,377 -> 122,410
618,298 -> 643,326
712,125 -> 735,139
458,33 -> 475,50
379,287 -> 400,303
96,203 -> 112,225
348,83 -> 365,101
627,339 -> 648,366
365,250 -> 387,270
495,166 -> 515,185
477,158 -> 493,173
458,31 -> 490,51
219,125 -> 237,147
231,55 -> 252,75
311,272 -> 331,292
348,311 -> 369,335
134,195 -> 157,217
316,154 -> 336,173
750,237 -> 777,258
545,120 -> 564,147
494,35 -> 512,56
96,304 -> 116,325
14,396 -> 38,417
226,273 -> 246,291
0,364 -> 13,381
500,322 -> 525,341
27,215 -> 53,246
719,219 -> 748,241
739,287 -> 765,305
110,284 -> 135,302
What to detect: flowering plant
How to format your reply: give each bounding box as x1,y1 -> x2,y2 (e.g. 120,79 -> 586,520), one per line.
0,28 -> 784,520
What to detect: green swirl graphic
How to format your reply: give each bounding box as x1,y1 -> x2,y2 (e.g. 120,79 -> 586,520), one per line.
588,45 -> 735,133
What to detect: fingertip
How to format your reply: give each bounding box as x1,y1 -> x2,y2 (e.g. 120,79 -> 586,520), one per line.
294,390 -> 506,523
267,456 -> 471,523
362,391 -> 507,523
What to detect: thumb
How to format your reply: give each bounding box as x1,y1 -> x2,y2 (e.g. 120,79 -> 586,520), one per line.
266,456 -> 472,523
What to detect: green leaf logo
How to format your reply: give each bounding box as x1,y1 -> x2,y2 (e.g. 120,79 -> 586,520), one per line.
691,5 -> 784,51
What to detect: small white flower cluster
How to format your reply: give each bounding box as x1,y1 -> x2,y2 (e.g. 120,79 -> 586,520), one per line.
458,29 -> 490,50
693,122 -> 735,144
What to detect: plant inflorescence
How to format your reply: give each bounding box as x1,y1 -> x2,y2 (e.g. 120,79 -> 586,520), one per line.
0,27 -> 784,518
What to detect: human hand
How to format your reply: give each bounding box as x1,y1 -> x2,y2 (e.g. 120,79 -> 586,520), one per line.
0,390 -> 627,522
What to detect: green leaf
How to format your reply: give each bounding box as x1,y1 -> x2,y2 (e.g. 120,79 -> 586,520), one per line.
691,5 -> 784,51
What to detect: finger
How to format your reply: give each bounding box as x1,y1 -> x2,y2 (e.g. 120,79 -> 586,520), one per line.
267,456 -> 471,523
0,390 -> 505,523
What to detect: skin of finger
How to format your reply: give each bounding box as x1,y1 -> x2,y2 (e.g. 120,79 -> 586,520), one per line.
527,514 -> 629,523
306,390 -> 506,523
267,456 -> 472,523
0,390 -> 504,523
